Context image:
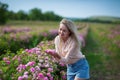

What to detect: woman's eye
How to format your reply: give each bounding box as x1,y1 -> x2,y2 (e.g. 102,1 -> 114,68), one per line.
63,30 -> 66,32
60,28 -> 62,31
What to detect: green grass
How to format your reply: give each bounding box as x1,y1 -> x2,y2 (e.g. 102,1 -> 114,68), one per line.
1,21 -> 120,79
83,23 -> 120,80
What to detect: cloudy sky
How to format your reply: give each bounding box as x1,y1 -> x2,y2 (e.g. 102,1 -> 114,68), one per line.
1,0 -> 120,18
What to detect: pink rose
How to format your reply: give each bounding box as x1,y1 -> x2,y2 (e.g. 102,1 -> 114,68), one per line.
38,73 -> 44,79
26,61 -> 35,67
30,67 -> 35,73
48,68 -> 53,72
18,76 -> 23,80
44,77 -> 49,80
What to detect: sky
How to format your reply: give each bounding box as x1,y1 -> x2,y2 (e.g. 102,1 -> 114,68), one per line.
1,0 -> 120,18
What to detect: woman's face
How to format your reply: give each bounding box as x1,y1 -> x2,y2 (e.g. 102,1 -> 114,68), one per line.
58,23 -> 70,41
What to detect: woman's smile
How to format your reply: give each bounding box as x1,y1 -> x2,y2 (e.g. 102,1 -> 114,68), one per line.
58,24 -> 70,41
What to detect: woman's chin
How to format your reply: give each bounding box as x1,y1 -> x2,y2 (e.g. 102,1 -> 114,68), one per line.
59,35 -> 66,39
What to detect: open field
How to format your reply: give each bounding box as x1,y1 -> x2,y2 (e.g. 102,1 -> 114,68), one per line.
0,21 -> 120,80
83,23 -> 120,80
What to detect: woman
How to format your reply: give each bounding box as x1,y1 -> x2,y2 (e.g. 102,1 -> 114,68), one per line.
45,19 -> 90,80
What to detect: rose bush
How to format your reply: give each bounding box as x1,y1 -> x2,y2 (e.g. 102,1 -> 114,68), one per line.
0,41 -> 66,80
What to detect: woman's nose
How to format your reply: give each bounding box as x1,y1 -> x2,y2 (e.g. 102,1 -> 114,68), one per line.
60,30 -> 63,34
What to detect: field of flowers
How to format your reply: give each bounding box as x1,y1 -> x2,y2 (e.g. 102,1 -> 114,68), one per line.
0,40 -> 67,80
0,21 -> 88,80
83,23 -> 120,80
0,21 -> 59,55
0,21 -> 120,80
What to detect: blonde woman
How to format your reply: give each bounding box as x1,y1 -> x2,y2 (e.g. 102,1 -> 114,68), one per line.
45,19 -> 90,80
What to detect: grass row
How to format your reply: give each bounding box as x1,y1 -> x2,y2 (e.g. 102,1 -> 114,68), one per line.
83,23 -> 120,80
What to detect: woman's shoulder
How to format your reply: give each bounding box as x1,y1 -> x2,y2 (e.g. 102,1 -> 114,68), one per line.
55,35 -> 59,40
54,35 -> 60,42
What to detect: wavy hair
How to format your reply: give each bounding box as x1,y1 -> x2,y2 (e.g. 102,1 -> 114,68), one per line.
60,18 -> 81,48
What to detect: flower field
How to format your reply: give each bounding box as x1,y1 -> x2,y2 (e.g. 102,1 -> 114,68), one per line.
83,23 -> 120,80
0,21 -> 120,80
0,40 -> 67,80
0,21 -> 59,54
0,21 -> 67,80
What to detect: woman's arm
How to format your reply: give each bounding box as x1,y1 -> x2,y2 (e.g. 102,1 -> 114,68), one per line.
45,49 -> 61,59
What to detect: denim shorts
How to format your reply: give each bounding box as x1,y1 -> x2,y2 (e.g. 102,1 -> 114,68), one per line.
67,58 -> 90,80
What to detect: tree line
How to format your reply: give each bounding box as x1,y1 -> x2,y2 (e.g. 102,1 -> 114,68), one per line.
1,2 -> 119,25
0,2 -> 63,24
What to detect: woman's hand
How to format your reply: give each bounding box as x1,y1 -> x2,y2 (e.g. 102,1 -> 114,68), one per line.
45,49 -> 61,59
45,49 -> 56,55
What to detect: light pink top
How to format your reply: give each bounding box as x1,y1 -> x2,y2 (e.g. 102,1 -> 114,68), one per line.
54,35 -> 85,64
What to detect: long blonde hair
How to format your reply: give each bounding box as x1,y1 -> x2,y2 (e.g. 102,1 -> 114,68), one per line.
60,18 -> 81,48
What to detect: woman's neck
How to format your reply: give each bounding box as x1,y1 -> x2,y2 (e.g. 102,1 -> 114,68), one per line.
62,36 -> 69,43
62,38 -> 67,43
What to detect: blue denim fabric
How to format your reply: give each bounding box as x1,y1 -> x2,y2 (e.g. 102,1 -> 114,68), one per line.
67,58 -> 90,80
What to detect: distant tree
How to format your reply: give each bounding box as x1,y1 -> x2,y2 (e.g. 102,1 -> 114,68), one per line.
0,2 -> 8,24
44,11 -> 55,20
44,11 -> 62,21
28,8 -> 43,20
6,11 -> 17,20
0,4 -> 62,22
16,10 -> 28,20
54,14 -> 63,21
